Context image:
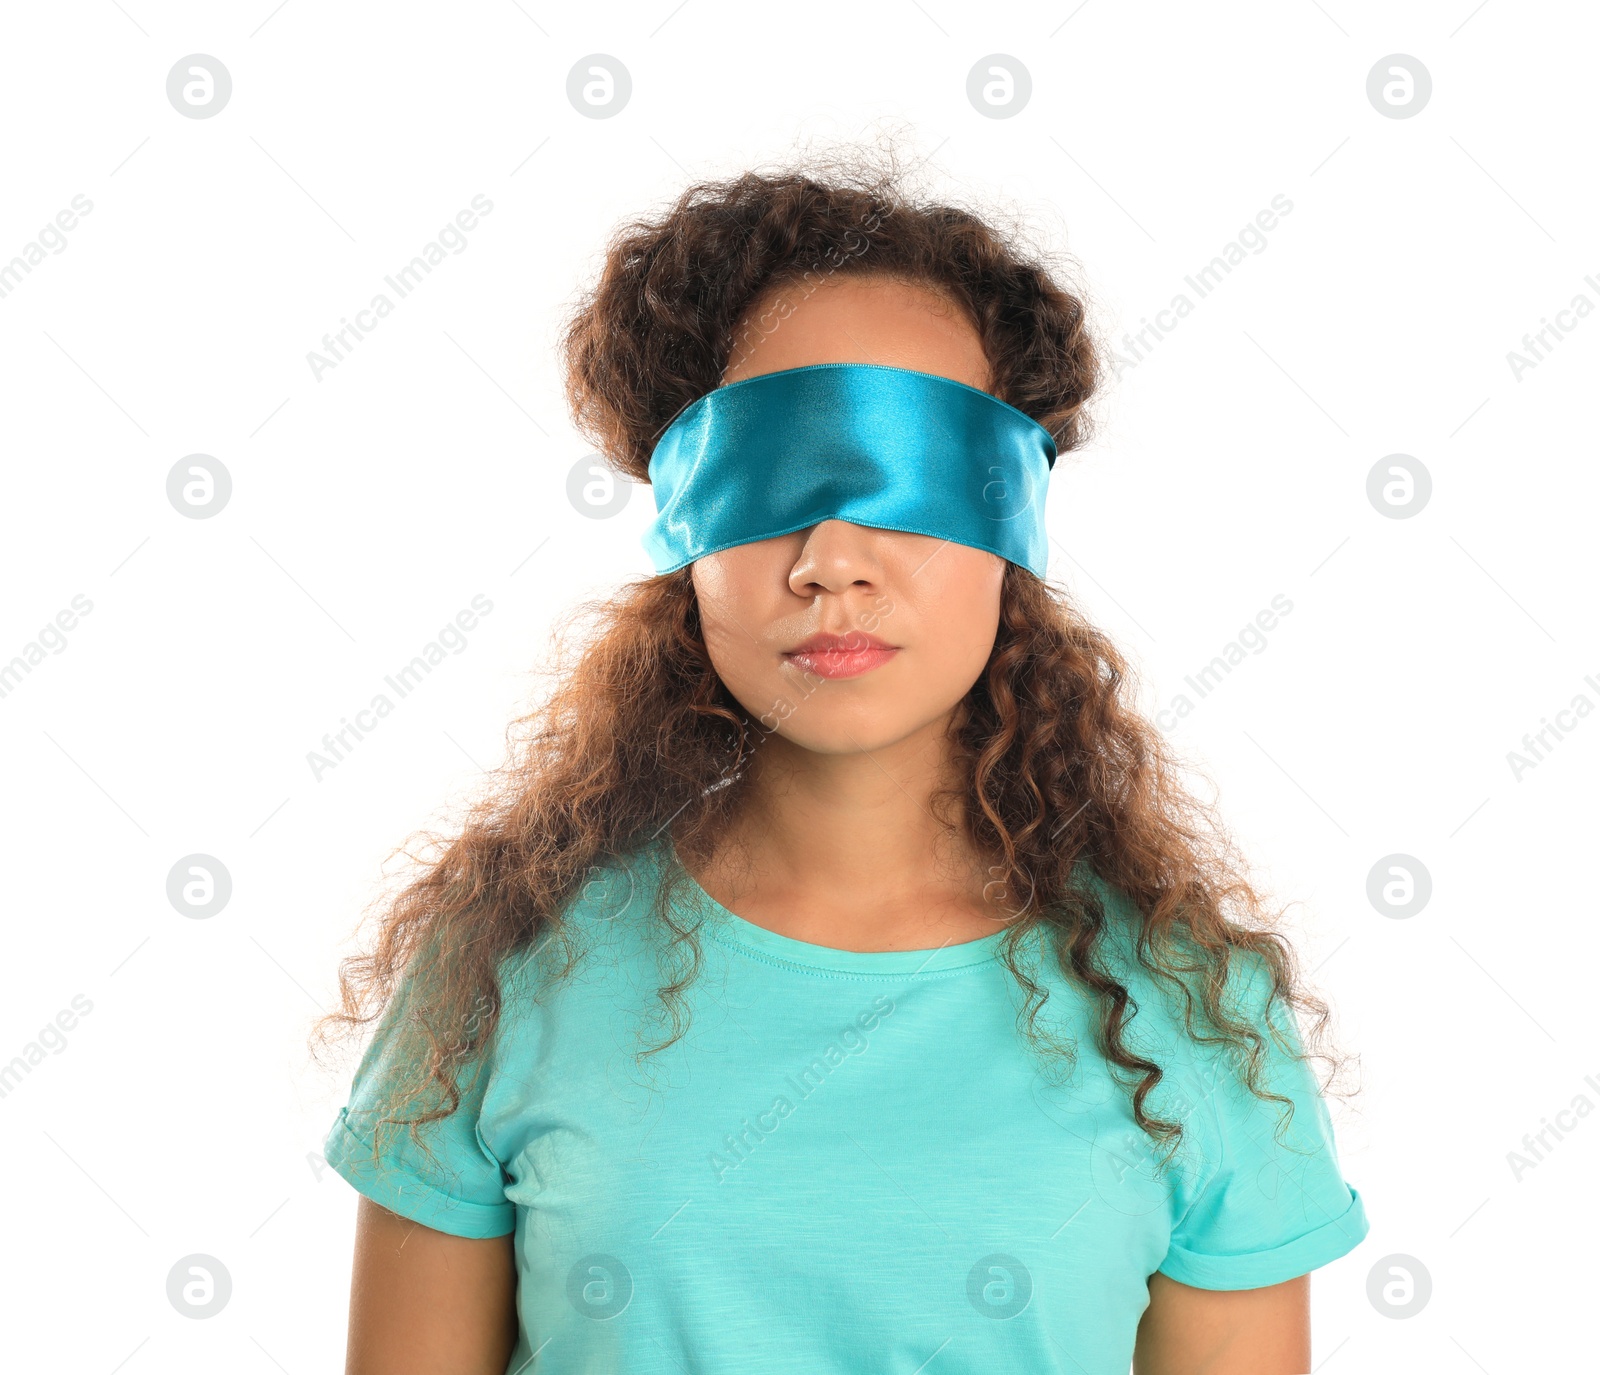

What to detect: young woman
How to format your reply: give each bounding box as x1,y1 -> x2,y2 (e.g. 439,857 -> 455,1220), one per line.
317,160 -> 1367,1375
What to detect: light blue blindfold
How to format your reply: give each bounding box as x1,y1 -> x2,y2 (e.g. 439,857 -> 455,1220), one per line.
642,362 -> 1057,577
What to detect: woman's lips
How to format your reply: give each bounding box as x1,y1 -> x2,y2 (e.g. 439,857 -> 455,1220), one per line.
785,647 -> 899,679
782,633 -> 899,680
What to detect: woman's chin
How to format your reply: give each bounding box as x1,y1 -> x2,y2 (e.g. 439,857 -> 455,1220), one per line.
767,705 -> 946,759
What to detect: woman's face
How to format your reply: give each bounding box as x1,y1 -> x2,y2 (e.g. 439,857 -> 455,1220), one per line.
691,275 -> 1008,757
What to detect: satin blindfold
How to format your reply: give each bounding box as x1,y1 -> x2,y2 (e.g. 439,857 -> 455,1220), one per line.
641,363 -> 1057,577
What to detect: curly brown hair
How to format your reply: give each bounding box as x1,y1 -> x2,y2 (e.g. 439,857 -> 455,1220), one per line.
312,146 -> 1350,1174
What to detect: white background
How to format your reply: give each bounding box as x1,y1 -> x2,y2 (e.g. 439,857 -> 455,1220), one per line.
1,1 -> 1595,1371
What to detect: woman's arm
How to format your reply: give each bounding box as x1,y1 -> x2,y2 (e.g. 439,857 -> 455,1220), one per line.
1133,1271 -> 1311,1374
344,1195 -> 518,1375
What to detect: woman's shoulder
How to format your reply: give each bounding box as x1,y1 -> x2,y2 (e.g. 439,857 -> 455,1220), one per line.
489,843 -> 671,1001
1061,865 -> 1290,1060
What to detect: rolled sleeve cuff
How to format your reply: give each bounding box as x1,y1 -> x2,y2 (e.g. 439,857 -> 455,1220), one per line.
323,1109 -> 515,1240
1158,1186 -> 1369,1291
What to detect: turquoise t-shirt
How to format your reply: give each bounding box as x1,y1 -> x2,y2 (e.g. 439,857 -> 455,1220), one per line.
325,847 -> 1368,1373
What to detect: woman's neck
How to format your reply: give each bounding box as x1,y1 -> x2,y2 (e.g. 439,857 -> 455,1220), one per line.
692,717 -> 1015,952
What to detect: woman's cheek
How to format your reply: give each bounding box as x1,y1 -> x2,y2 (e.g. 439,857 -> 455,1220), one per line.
699,610 -> 754,692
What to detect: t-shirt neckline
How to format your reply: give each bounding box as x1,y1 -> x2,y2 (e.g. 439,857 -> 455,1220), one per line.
667,844 -> 1012,977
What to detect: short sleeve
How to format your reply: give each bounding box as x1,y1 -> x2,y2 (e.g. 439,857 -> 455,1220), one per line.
1157,954 -> 1368,1290
323,974 -> 514,1239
